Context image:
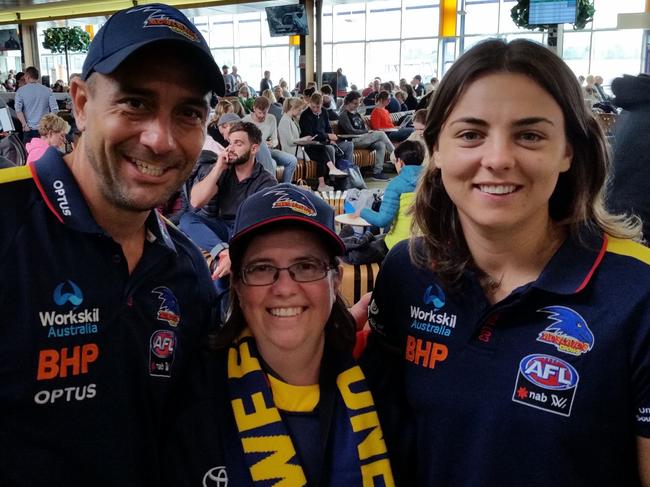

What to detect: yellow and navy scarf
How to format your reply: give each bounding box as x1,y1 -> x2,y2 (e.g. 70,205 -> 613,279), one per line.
227,330 -> 395,486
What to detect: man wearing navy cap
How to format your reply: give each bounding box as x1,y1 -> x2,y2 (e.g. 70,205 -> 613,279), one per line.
0,4 -> 222,485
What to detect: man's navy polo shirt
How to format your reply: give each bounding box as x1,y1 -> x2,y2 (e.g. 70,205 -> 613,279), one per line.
0,149 -> 218,485
364,233 -> 650,486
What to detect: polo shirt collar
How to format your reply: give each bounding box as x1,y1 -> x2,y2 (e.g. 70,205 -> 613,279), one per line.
29,147 -> 177,253
533,227 -> 606,295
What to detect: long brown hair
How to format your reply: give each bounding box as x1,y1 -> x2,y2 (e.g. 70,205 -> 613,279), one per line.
412,38 -> 641,289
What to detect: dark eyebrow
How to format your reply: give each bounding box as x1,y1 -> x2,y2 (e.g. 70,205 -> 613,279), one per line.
511,117 -> 555,127
116,85 -> 209,112
448,116 -> 554,127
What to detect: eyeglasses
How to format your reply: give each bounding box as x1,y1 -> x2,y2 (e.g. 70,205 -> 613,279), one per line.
240,260 -> 335,286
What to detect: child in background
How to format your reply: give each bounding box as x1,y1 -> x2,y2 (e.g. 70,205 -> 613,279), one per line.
357,140 -> 423,252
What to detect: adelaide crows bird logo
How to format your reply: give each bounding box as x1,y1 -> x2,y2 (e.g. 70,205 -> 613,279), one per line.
152,287 -> 181,327
537,306 -> 594,356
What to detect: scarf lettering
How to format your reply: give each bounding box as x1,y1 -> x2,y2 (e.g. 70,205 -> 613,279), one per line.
228,331 -> 395,486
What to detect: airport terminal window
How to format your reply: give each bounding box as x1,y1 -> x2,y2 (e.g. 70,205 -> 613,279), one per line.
591,29 -> 644,82
366,40 -> 401,82
237,16 -> 262,46
367,0 -> 402,40
402,1 -> 439,39
562,31 -> 592,79
401,38 -> 438,81
463,0 -> 500,36
333,42 -> 365,85
321,43 -> 333,73
333,3 -> 366,42
592,0 -> 645,30
235,47 -> 262,83
210,20 -> 235,48
322,5 -> 334,43
211,48 -> 235,70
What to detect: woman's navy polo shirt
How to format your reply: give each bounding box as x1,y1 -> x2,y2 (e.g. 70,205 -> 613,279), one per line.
364,234 -> 650,486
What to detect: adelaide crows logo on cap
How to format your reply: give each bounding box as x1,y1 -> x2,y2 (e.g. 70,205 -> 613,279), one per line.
536,306 -> 594,356
267,188 -> 317,216
131,5 -> 200,42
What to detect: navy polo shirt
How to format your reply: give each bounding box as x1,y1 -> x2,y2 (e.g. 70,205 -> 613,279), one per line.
364,233 -> 650,486
0,149 -> 218,486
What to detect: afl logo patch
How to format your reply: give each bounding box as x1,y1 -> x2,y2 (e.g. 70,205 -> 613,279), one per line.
149,330 -> 176,378
512,354 -> 579,417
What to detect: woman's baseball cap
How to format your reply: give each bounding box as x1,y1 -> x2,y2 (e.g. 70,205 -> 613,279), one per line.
230,183 -> 345,264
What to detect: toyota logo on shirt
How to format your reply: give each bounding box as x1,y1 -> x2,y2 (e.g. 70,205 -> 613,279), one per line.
203,466 -> 228,487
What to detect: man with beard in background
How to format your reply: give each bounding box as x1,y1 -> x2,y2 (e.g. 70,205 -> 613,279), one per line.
179,121 -> 277,280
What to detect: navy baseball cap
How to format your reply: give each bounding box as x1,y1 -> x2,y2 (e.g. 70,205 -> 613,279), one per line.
82,3 -> 224,96
230,184 -> 345,261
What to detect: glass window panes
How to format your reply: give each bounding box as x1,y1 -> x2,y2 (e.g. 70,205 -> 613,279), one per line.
366,40 -> 400,82
402,1 -> 439,39
322,5 -> 333,43
463,0 -> 499,35
262,15 -> 288,45
237,15 -> 261,46
367,0 -> 402,40
321,43 -> 333,74
235,47 -> 262,84
590,29 -> 644,84
592,0 -> 645,30
333,3 -> 365,42
499,0 -> 531,33
211,48 -> 234,70
262,47 -> 291,85
401,38 -> 438,81
210,19 -> 234,48
333,42 -> 365,88
562,31 -> 591,79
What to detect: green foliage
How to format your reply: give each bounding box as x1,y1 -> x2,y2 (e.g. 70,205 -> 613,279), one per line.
510,0 -> 595,31
42,26 -> 90,54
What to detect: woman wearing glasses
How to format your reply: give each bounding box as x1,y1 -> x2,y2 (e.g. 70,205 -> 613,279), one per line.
167,184 -> 395,486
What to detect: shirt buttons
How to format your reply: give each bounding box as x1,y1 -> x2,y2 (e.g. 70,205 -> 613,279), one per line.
112,254 -> 121,264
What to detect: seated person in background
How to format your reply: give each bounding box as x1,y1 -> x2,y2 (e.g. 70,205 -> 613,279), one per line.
381,82 -> 401,113
243,96 -> 297,183
391,108 -> 429,166
179,122 -> 277,282
207,100 -> 233,144
299,92 -> 353,189
411,74 -> 425,97
363,78 -> 381,106
394,90 -> 408,112
370,91 -> 413,142
320,84 -> 339,121
237,84 -> 254,113
260,89 -> 283,126
273,85 -> 285,105
281,97 -> 344,191
403,84 -> 419,110
338,91 -> 395,181
25,113 -> 70,164
357,140 -> 423,254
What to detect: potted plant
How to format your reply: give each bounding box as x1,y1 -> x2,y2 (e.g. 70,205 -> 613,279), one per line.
42,26 -> 91,83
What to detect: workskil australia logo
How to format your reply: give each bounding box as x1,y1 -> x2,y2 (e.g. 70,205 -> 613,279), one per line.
39,280 -> 100,338
536,306 -> 594,356
410,283 -> 457,337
